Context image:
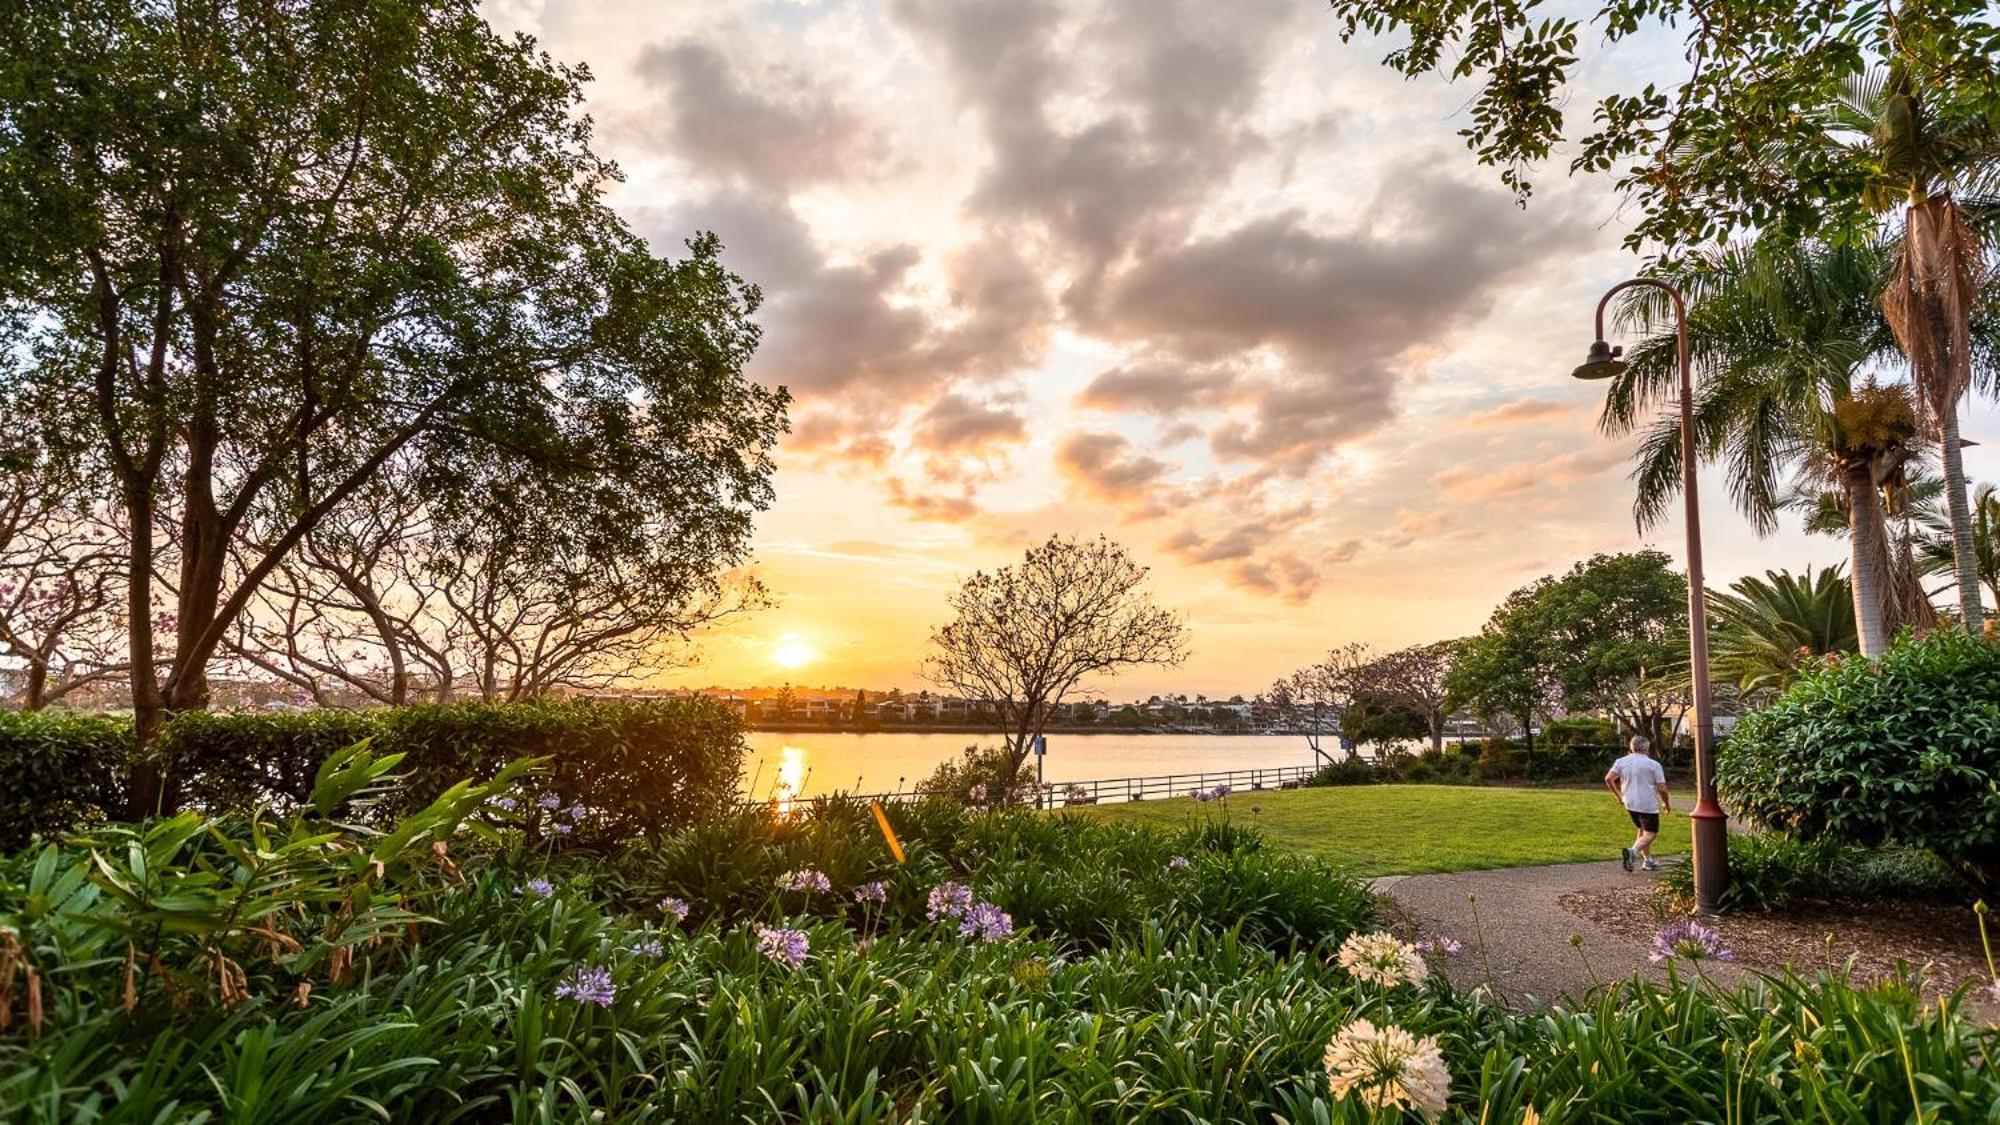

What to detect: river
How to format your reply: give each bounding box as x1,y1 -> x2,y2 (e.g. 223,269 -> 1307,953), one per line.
741,730 -> 1325,803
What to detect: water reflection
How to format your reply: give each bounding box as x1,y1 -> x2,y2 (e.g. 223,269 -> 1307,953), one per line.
771,745 -> 808,815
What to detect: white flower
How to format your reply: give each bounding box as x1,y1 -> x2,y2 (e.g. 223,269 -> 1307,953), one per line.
1336,931 -> 1429,989
1323,1018 -> 1451,1119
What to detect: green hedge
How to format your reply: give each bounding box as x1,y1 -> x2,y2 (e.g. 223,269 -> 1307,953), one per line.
0,698 -> 746,847
0,709 -> 129,849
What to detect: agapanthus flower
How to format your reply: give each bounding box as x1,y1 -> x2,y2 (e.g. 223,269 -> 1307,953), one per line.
554,964 -> 616,1007
567,802 -> 587,820
516,877 -> 554,899
1211,784 -> 1231,800
1421,936 -> 1463,957
490,795 -> 519,812
1336,931 -> 1428,989
755,925 -> 811,969
967,784 -> 988,803
959,901 -> 1015,942
552,823 -> 573,836
660,896 -> 691,925
777,869 -> 833,894
926,881 -> 974,921
1168,856 -> 1191,871
1649,920 -> 1733,964
628,936 -> 665,957
852,881 -> 888,904
537,793 -> 562,811
1323,1018 -> 1450,1119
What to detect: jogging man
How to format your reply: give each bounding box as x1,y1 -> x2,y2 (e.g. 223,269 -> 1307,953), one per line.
1605,735 -> 1670,872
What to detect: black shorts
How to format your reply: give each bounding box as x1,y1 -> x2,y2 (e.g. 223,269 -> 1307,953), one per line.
1628,810 -> 1660,833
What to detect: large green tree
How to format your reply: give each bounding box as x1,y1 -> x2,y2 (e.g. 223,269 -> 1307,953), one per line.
0,0 -> 787,813
1449,552 -> 1691,750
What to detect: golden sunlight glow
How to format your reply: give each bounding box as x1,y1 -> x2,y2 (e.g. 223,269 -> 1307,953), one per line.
772,634 -> 817,670
773,745 -> 808,816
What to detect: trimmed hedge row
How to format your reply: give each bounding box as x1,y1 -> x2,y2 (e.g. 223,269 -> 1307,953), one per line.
0,698 -> 746,849
1307,741 -> 1658,787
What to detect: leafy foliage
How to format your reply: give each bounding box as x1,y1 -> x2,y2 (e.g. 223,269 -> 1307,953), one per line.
5,698 -> 746,847
1720,628 -> 2000,894
1322,0 -> 2000,250
1658,834 -> 1961,914
1707,566 -> 1859,698
0,709 -> 128,849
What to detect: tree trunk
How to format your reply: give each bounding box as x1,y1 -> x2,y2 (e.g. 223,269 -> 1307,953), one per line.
21,661 -> 47,711
1939,408 -> 1985,627
1846,467 -> 1892,658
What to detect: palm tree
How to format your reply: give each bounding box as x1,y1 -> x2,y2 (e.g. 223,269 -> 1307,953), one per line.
1916,481 -> 2000,610
1602,237 -> 1915,655
1707,566 -> 1858,698
1829,63 -> 2000,626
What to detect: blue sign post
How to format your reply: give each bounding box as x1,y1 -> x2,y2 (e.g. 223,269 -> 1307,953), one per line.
1033,735 -> 1047,807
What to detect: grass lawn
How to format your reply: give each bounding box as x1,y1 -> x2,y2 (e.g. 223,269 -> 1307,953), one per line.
1080,784 -> 1693,877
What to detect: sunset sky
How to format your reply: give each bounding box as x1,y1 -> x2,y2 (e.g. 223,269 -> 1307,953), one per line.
489,0 -> 2000,698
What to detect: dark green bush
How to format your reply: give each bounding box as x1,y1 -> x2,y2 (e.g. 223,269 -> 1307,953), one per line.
0,710 -> 129,849
1719,629 -> 2000,894
8,697 -> 747,844
1658,833 -> 1962,913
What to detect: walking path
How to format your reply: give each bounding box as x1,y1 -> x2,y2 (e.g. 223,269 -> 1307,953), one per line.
1374,858 -> 1743,1006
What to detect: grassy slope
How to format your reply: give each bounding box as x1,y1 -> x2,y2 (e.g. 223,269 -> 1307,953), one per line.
1080,784 -> 1693,877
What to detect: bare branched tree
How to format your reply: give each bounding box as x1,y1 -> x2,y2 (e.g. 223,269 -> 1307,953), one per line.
1266,642 -> 1375,763
925,536 -> 1187,774
0,468 -> 127,709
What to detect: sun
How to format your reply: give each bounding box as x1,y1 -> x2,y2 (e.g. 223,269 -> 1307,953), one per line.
772,635 -> 817,671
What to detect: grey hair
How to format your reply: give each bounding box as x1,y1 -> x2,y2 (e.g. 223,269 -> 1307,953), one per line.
1629,735 -> 1652,752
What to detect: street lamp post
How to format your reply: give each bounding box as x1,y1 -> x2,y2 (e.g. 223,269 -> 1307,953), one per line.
1572,278 -> 1730,914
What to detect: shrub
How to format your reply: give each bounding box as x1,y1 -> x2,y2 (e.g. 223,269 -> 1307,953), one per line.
0,710 -> 129,849
917,742 -> 1037,804
1719,628 -> 2000,894
1657,833 -> 1962,913
9,697 -> 747,844
1305,755 -> 1380,786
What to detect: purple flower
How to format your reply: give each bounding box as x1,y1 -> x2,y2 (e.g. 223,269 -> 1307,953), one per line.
567,802 -> 587,820
1168,856 -> 1191,871
516,877 -> 554,899
755,925 -> 811,969
1421,937 -> 1463,957
853,881 -> 888,904
777,869 -> 833,894
1211,785 -> 1231,800
537,793 -> 562,811
490,796 -> 519,812
554,964 -> 616,1007
959,901 -> 1015,942
660,896 -> 690,925
552,823 -> 573,836
927,881 -> 975,921
1649,920 -> 1732,964
628,936 -> 665,958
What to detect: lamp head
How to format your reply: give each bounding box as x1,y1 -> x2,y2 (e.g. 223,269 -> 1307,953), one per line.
1572,340 -> 1626,380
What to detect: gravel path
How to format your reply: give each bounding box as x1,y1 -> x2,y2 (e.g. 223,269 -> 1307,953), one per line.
1374,858 -> 1746,1006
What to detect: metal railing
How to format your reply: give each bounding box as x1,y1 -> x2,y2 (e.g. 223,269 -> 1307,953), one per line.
747,762 -> 1329,812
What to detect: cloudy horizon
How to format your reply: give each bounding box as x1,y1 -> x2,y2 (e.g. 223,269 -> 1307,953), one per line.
487,0 -> 2000,698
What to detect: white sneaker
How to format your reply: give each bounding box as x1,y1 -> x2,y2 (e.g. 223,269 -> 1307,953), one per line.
1641,858 -> 1659,872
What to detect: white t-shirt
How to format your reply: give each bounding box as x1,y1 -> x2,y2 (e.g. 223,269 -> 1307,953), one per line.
1608,753 -> 1666,813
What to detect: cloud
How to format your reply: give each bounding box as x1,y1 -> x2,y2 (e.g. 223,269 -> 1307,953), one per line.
913,393 -> 1026,452
1460,398 -> 1578,430
1055,431 -> 1172,502
1429,448 -> 1625,504
1075,359 -> 1236,414
633,40 -> 885,188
